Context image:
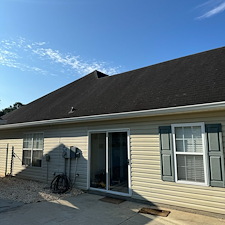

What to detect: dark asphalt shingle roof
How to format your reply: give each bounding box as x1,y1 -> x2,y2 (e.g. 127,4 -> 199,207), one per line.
2,47 -> 225,124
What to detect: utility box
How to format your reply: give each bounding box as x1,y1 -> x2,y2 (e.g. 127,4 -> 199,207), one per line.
45,154 -> 51,162
62,146 -> 80,159
70,146 -> 78,158
62,147 -> 71,159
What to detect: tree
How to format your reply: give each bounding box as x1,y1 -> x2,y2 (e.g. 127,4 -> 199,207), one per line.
13,102 -> 23,109
0,102 -> 24,117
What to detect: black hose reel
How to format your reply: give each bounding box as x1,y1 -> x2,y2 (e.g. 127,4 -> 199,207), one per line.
50,146 -> 81,194
50,174 -> 71,194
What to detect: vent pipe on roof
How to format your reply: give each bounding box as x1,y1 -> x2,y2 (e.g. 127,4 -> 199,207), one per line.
68,107 -> 76,114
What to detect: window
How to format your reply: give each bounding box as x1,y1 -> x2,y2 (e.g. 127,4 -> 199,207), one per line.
159,123 -> 225,188
172,123 -> 208,185
22,133 -> 44,167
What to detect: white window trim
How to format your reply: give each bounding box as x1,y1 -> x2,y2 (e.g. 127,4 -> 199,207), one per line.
87,128 -> 132,197
22,132 -> 44,167
172,123 -> 209,186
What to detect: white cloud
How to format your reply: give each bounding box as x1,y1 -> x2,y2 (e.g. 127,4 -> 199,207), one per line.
32,47 -> 119,75
0,41 -> 48,75
196,0 -> 225,19
0,38 -> 119,76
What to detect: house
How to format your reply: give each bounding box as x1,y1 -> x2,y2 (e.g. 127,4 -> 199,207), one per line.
0,47 -> 225,216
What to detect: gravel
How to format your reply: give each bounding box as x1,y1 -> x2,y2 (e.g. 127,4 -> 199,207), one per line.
0,176 -> 83,204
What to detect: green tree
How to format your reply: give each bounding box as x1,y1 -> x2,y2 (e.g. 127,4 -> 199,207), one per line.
0,102 -> 24,116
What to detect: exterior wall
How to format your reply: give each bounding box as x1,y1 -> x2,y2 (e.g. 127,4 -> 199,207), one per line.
0,130 -> 23,179
0,110 -> 225,215
0,126 -> 88,190
129,111 -> 225,215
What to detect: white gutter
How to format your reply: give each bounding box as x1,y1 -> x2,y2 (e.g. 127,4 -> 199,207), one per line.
1,101 -> 225,130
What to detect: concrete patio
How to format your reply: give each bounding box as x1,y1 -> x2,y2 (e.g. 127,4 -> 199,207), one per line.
0,193 -> 225,225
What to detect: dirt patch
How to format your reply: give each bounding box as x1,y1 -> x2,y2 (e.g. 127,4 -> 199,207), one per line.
0,176 -> 83,204
139,207 -> 170,217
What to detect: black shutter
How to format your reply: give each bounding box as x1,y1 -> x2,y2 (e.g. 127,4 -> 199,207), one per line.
205,124 -> 225,187
159,126 -> 174,182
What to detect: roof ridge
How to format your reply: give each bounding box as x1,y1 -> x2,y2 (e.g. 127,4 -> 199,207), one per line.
112,46 -> 225,78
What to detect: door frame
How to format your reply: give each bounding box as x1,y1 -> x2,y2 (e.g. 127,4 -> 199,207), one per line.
87,128 -> 132,197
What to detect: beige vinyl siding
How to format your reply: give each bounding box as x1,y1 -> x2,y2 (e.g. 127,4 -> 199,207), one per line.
0,110 -> 225,215
0,130 -> 23,177
0,127 -> 88,190
0,143 -> 9,176
128,111 -> 225,215
85,111 -> 225,215
42,127 -> 88,190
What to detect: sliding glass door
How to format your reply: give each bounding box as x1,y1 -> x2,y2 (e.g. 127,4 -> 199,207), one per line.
90,133 -> 106,189
90,131 -> 130,195
108,132 -> 128,193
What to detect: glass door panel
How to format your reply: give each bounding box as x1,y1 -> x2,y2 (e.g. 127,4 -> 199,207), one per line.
108,132 -> 129,193
90,133 -> 106,189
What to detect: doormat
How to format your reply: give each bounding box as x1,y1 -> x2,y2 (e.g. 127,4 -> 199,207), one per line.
99,197 -> 125,204
138,207 -> 170,217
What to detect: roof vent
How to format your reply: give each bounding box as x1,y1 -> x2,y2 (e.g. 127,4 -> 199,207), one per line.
94,70 -> 109,78
68,107 -> 76,114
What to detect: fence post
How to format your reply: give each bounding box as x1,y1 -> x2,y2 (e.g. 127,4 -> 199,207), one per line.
5,144 -> 9,176
10,146 -> 15,176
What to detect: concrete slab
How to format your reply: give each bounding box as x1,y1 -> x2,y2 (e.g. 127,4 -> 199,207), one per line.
0,193 -> 224,225
0,198 -> 23,213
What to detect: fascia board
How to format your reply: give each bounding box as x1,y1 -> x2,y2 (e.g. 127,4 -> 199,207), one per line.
0,101 -> 225,130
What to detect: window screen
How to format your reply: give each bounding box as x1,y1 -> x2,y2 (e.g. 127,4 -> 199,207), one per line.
173,124 -> 206,184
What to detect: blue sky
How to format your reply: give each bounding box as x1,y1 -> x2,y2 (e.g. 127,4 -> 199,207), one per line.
1,0 -> 225,110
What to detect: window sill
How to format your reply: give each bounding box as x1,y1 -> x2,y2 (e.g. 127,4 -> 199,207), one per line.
176,180 -> 209,187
